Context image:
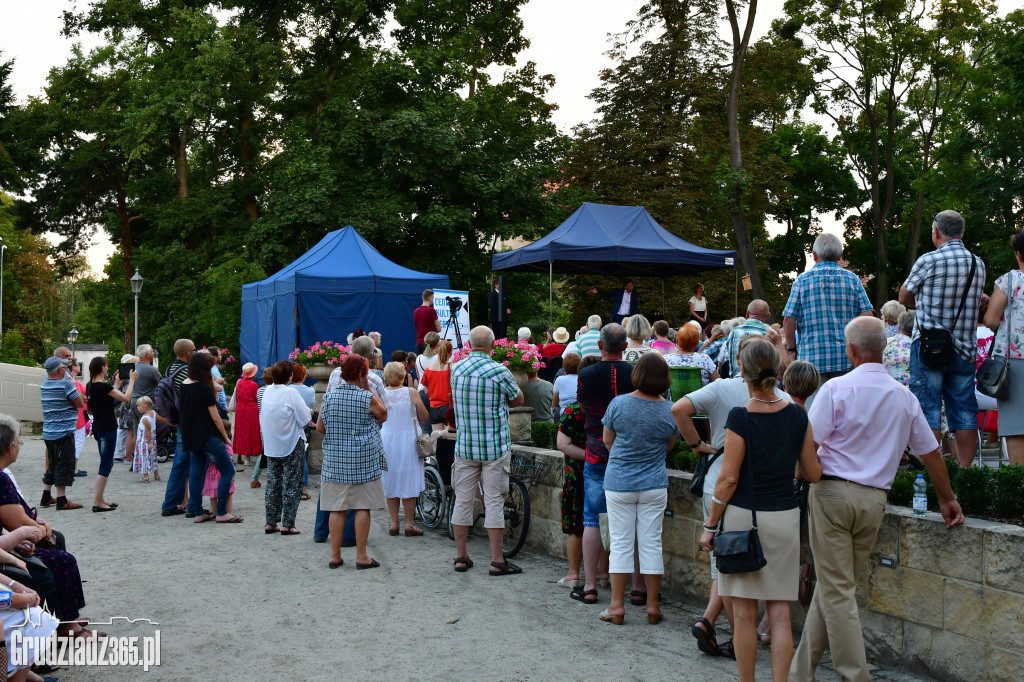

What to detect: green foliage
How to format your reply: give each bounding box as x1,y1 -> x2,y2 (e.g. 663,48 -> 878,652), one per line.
668,441 -> 698,472
530,421 -> 558,450
0,330 -> 35,366
104,336 -> 126,372
953,466 -> 992,517
887,471 -> 916,508
992,465 -> 1024,520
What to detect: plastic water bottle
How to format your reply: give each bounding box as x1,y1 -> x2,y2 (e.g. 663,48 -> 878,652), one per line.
913,474 -> 928,517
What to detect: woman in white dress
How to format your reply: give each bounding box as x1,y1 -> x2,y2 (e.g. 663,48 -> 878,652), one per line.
380,362 -> 430,536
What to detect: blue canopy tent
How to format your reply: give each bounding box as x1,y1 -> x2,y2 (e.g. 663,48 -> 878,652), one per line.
491,202 -> 738,322
240,226 -> 449,371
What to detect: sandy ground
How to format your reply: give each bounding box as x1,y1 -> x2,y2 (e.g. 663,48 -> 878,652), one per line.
10,435 -> 934,681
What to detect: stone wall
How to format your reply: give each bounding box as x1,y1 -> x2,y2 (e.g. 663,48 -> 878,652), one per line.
511,445 -> 1024,682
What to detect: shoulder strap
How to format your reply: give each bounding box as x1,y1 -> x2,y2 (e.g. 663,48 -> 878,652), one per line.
951,253 -> 977,329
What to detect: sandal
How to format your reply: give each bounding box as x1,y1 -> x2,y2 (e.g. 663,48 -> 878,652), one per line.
264,526 -> 280,534
215,515 -> 244,524
692,617 -> 720,656
489,560 -> 522,576
404,525 -> 423,537
630,589 -> 647,606
153,472 -> 161,481
300,493 -> 311,501
453,557 -> 473,572
599,608 -> 624,625
328,559 -> 343,569
570,587 -> 599,604
356,559 -> 380,570
719,639 -> 736,659
281,528 -> 301,535
388,523 -> 399,536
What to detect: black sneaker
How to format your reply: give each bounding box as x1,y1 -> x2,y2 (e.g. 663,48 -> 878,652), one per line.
160,508 -> 186,517
313,537 -> 328,544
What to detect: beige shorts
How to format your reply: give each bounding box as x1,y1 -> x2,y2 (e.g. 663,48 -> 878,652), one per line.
450,453 -> 510,529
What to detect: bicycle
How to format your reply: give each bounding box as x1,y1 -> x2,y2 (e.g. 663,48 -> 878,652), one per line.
416,455 -> 447,529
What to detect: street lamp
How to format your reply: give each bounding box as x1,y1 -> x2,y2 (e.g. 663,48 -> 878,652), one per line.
68,325 -> 79,360
130,268 -> 144,350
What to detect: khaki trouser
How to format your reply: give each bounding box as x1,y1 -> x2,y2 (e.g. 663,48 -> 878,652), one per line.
790,479 -> 886,682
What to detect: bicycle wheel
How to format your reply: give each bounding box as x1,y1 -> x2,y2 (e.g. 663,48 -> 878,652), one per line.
446,494 -> 456,540
156,443 -> 171,463
417,466 -> 445,529
502,476 -> 530,558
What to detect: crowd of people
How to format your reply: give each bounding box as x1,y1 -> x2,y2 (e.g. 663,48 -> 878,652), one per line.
9,211 -> 1021,680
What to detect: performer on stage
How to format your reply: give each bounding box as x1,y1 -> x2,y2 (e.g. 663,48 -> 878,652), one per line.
591,280 -> 640,324
488,278 -> 511,339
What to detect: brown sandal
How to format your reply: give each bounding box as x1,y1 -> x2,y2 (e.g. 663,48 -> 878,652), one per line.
453,557 -> 473,572
489,560 -> 522,576
404,525 -> 423,537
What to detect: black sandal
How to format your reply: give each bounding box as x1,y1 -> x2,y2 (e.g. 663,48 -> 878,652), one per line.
630,589 -> 647,606
453,557 -> 473,572
570,587 -> 599,604
719,639 -> 736,659
692,617 -> 720,656
489,560 -> 522,576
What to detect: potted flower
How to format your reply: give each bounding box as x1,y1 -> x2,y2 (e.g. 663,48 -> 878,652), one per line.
453,338 -> 545,388
289,342 -> 350,382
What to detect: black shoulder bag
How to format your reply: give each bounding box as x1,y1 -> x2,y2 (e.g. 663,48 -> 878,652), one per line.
920,255 -> 976,368
713,412 -> 767,574
977,271 -> 1016,399
689,446 -> 725,496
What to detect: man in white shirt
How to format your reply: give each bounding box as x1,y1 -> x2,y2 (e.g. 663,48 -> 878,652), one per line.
259,361 -> 313,534
591,280 -> 639,324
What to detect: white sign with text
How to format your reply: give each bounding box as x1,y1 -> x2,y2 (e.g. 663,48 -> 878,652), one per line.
433,290 -> 470,347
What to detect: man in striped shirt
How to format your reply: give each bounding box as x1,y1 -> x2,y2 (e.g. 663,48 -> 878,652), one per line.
575,315 -> 603,358
450,325 -> 524,575
40,355 -> 85,509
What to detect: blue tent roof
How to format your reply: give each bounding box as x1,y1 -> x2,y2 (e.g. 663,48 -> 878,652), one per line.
491,202 -> 736,276
240,226 -> 449,371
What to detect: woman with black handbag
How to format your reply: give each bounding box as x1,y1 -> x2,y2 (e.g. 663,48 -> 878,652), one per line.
982,229 -> 1024,464
698,341 -> 821,682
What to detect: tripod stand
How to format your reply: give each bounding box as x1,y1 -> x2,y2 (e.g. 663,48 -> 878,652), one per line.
442,304 -> 464,348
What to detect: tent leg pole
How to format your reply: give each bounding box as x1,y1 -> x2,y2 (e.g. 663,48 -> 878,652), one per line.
735,267 -> 738,317
548,261 -> 553,328
662,281 -> 667,321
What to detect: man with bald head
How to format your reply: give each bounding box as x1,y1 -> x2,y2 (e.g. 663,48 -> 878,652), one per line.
449,325 -> 524,575
790,317 -> 963,682
717,299 -> 771,378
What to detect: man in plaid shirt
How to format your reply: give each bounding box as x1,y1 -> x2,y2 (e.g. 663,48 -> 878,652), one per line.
782,233 -> 874,381
450,325 -> 524,575
717,300 -> 771,378
900,210 -> 986,466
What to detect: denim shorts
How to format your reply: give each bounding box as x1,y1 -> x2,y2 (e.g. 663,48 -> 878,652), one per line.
909,340 -> 978,432
582,461 -> 608,528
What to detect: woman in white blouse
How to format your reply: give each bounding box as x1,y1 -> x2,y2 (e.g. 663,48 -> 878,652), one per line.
259,360 -> 314,535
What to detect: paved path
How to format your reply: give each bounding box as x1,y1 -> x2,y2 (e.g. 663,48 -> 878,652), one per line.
15,436 -> 934,681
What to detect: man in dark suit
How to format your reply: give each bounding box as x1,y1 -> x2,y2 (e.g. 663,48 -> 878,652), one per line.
488,278 -> 510,339
590,279 -> 639,324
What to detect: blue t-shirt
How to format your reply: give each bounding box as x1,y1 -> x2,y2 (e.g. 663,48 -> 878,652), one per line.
41,377 -> 80,440
601,394 -> 678,492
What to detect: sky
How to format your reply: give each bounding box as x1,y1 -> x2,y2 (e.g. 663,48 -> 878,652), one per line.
1,1 -> 1019,277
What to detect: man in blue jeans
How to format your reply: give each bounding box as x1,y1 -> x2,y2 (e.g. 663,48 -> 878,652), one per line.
161,339 -> 198,517
900,209 -> 986,467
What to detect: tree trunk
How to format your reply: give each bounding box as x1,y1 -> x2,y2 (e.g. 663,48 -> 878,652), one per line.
724,0 -> 765,305
238,108 -> 260,224
116,184 -> 135,281
172,122 -> 190,199
907,188 -> 926,272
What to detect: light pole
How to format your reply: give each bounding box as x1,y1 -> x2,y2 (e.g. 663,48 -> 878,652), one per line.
0,241 -> 6,347
68,325 -> 78,360
130,269 -> 144,351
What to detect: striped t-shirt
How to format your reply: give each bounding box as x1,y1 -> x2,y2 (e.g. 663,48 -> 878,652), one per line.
41,377 -> 80,440
576,329 -> 602,357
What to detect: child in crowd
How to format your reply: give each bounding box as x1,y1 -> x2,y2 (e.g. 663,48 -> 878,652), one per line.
205,443 -> 237,517
404,352 -> 419,389
782,361 -> 820,410
132,396 -> 159,482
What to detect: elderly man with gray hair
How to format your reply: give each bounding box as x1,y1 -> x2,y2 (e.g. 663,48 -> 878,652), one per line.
899,209 -> 986,467
574,314 -> 604,358
790,317 -> 963,682
782,233 -> 874,386
449,325 -> 525,575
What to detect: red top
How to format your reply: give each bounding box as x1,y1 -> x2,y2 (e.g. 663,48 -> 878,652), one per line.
413,305 -> 439,344
540,343 -> 566,359
419,366 -> 451,408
